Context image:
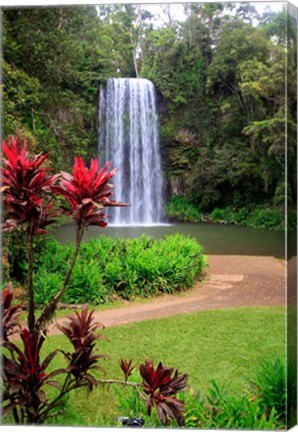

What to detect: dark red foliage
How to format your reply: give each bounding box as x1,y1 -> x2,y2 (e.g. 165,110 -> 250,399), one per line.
139,360 -> 188,426
51,157 -> 127,228
2,328 -> 63,421
120,358 -> 135,382
1,136 -> 59,235
57,305 -> 106,389
1,282 -> 22,342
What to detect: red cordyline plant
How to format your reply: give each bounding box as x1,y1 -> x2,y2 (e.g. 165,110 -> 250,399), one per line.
1,135 -> 188,426
1,135 -> 59,236
2,295 -> 106,424
57,306 -> 107,388
36,156 -> 127,330
140,360 -> 188,426
117,358 -> 188,426
51,157 -> 124,229
1,135 -> 126,331
120,358 -> 135,382
1,136 -> 59,331
3,328 -> 56,423
1,135 -> 124,424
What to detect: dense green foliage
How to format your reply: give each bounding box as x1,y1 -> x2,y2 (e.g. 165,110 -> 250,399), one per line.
3,4 -> 296,224
144,5 -> 296,219
180,379 -> 282,429
165,194 -> 201,222
249,356 -> 286,423
33,234 -> 206,305
210,205 -> 285,230
2,5 -> 145,169
165,195 -> 289,230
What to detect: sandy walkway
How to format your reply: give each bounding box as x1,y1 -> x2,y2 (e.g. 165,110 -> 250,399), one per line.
47,254 -> 286,335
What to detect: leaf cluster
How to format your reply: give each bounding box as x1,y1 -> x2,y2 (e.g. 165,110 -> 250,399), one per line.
140,359 -> 188,426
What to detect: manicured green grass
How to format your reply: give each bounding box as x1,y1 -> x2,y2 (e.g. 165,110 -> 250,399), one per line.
42,306 -> 285,426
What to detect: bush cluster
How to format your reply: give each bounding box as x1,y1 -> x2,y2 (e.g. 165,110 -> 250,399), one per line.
180,381 -> 281,430
210,206 -> 285,231
34,234 -> 206,305
165,195 -> 202,223
164,196 -> 288,231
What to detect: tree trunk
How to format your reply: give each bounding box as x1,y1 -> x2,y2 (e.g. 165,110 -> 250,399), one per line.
26,231 -> 35,333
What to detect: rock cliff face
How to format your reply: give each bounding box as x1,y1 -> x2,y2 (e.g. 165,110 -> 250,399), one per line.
156,91 -> 200,202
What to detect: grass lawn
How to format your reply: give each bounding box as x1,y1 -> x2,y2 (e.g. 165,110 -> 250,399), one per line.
5,306 -> 285,426
38,306 -> 286,427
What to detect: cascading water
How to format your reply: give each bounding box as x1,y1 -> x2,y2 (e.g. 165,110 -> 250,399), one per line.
98,78 -> 163,225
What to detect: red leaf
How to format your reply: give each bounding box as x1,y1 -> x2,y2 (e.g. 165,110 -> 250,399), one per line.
52,157 -> 128,228
1,135 -> 59,235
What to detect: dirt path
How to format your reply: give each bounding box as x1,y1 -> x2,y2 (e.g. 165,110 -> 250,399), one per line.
47,255 -> 285,335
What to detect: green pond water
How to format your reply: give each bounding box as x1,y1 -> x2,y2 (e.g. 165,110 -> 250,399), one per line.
55,222 -> 288,259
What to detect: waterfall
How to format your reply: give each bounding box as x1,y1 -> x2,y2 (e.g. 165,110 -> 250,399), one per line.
99,78 -> 163,225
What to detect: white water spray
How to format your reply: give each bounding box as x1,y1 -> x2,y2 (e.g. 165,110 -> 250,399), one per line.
99,78 -> 163,225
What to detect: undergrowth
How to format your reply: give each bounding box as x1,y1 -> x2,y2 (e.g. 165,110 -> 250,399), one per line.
114,355 -> 289,429
164,195 -> 288,231
210,206 -> 285,231
165,195 -> 202,223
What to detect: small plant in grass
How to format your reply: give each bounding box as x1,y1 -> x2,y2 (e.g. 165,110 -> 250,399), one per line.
1,135 -> 188,426
120,359 -> 135,382
140,359 -> 188,426
115,358 -> 189,426
250,356 -> 287,423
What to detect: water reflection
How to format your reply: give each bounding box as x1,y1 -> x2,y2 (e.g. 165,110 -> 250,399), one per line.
55,222 -> 285,259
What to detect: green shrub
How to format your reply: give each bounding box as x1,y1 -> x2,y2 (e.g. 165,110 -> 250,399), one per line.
34,269 -> 64,305
247,208 -> 284,230
65,261 -> 109,305
165,195 -> 201,223
159,120 -> 179,144
33,234 -> 206,305
181,381 -> 280,430
250,356 -> 286,423
210,206 -> 284,231
210,206 -> 231,222
113,383 -> 164,428
211,206 -> 252,224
